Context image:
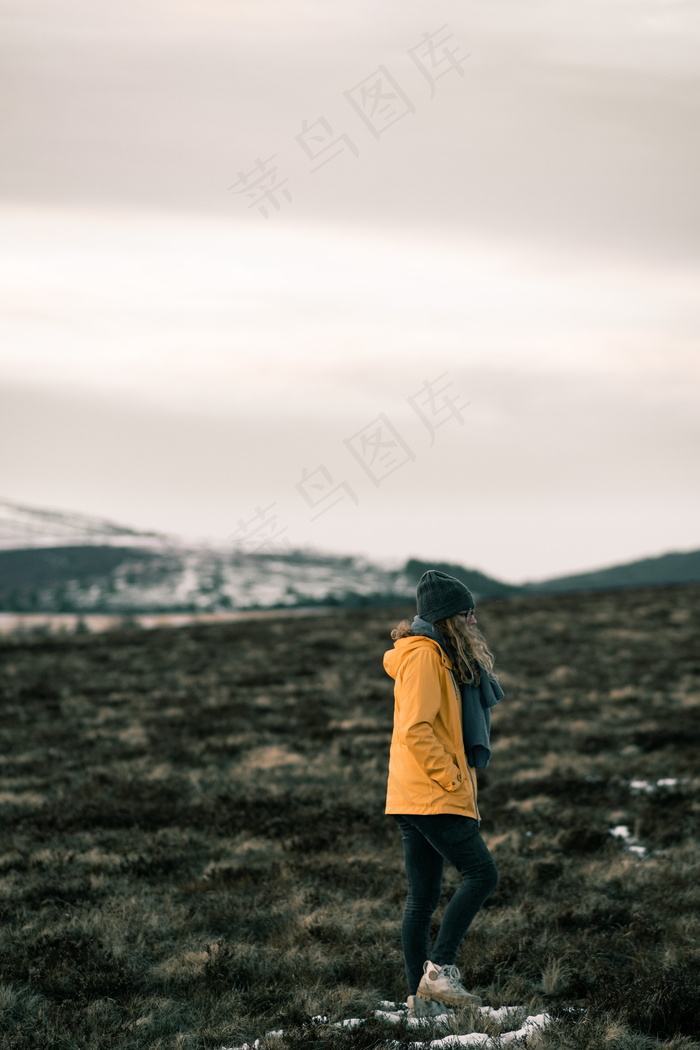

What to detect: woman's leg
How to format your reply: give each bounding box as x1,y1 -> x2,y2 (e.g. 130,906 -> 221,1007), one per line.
393,815 -> 445,996
408,814 -> 499,968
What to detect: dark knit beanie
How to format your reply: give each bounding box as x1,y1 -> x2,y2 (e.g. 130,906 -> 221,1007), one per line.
416,570 -> 475,624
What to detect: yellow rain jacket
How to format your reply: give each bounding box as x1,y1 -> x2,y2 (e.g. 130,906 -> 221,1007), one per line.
383,635 -> 479,818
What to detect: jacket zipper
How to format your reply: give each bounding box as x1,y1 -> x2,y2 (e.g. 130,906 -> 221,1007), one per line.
449,668 -> 481,821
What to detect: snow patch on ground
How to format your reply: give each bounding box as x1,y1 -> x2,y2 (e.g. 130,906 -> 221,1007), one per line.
609,824 -> 650,858
629,777 -> 684,794
607,776 -> 699,859
404,1012 -> 552,1048
221,1002 -> 552,1049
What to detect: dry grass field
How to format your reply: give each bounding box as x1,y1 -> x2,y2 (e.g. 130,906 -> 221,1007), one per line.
1,583 -> 699,1050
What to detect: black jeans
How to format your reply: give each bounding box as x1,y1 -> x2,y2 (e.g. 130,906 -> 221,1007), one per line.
394,813 -> 499,995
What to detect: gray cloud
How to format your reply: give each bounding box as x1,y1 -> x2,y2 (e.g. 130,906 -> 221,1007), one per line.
2,367 -> 697,581
2,0 -> 698,580
1,0 -> 698,261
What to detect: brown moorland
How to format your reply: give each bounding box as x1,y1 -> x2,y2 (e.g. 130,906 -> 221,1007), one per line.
0,583 -> 699,1050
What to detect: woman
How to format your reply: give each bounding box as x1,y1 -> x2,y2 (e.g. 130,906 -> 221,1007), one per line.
383,569 -> 502,1019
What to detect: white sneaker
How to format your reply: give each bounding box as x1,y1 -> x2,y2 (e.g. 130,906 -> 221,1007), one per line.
407,995 -> 456,1020
416,960 -> 482,1006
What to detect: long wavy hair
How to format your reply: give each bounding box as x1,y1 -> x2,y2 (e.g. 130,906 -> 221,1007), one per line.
391,613 -> 498,686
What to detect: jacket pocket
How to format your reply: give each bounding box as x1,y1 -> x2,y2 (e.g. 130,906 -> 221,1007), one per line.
441,755 -> 465,792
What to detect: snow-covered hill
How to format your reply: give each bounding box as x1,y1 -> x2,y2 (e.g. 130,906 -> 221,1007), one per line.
3,496 -> 693,615
0,499 -> 420,613
0,497 -> 175,551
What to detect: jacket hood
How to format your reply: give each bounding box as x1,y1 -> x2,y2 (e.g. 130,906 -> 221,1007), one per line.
383,634 -> 454,680
410,614 -> 447,646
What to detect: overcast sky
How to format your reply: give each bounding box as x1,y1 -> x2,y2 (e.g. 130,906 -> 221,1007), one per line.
1,0 -> 698,584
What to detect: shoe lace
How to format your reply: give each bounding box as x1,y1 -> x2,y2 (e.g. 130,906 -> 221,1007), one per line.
439,964 -> 465,989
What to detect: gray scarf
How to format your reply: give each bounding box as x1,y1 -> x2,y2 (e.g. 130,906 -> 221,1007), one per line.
410,614 -> 504,768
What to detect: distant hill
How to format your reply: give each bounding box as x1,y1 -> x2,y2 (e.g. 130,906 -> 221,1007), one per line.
0,497 -> 696,613
0,498 -> 513,614
0,496 -> 171,550
0,543 -> 417,614
520,548 -> 700,594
